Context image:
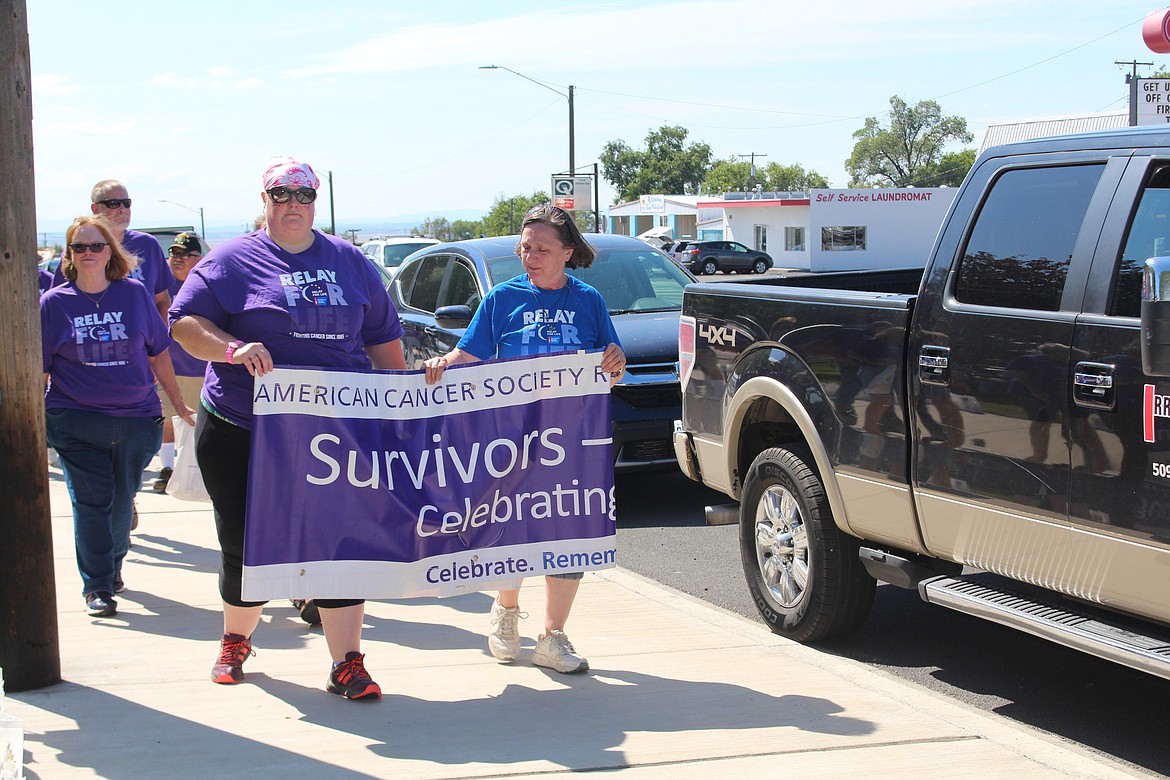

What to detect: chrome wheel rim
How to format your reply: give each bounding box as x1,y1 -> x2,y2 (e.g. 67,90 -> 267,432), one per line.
754,483 -> 809,608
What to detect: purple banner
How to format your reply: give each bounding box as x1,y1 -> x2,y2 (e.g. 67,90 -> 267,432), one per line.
242,352 -> 616,599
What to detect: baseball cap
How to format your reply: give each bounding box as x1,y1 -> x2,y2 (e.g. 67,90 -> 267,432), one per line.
170,232 -> 202,254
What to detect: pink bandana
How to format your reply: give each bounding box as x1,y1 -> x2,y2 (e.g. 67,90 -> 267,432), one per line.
262,156 -> 320,191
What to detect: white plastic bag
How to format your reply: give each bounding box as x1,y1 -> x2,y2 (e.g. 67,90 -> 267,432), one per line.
168,415 -> 210,503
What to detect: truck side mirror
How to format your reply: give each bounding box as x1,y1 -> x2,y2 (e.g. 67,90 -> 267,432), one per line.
1142,257 -> 1170,376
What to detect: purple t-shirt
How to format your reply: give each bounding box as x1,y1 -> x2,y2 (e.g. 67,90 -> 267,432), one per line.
166,277 -> 207,378
52,229 -> 174,299
169,229 -> 403,429
38,268 -> 53,296
41,278 -> 171,416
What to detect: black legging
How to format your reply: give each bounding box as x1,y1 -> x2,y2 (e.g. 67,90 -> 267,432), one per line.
195,406 -> 362,610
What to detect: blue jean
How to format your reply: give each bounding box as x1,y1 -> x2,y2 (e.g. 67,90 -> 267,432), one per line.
45,408 -> 163,596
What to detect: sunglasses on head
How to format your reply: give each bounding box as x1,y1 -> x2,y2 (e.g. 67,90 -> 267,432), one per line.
69,242 -> 108,254
267,186 -> 317,205
95,198 -> 132,209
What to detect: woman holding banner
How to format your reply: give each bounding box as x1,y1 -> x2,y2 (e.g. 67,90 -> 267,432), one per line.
169,157 -> 406,701
424,204 -> 626,674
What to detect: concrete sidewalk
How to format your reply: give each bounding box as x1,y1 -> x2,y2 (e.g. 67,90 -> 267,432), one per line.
4,464 -> 1150,778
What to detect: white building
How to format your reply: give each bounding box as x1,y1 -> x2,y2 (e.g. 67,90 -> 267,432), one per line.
693,188 -> 958,272
606,195 -> 721,241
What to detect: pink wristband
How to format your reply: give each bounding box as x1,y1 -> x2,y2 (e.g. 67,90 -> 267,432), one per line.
226,341 -> 244,364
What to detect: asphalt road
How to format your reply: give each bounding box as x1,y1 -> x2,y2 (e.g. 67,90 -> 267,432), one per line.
614,469 -> 1170,778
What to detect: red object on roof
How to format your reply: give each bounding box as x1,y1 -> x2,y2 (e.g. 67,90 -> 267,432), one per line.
696,198 -> 810,209
1143,7 -> 1170,54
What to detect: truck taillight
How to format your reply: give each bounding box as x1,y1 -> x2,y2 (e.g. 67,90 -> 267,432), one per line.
678,315 -> 696,390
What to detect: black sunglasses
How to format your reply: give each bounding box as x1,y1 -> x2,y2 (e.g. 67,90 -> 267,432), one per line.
169,248 -> 198,259
69,242 -> 108,254
267,187 -> 317,205
95,198 -> 132,209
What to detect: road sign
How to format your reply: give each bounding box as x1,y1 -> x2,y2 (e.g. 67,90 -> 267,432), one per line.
1136,78 -> 1170,125
550,175 -> 593,212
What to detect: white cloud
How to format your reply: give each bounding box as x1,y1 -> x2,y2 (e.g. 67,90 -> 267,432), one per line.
236,77 -> 263,89
286,0 -> 993,79
207,66 -> 232,77
32,73 -> 80,96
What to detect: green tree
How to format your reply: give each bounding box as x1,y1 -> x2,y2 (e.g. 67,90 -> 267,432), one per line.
705,159 -> 829,194
705,159 -> 752,193
449,219 -> 483,241
759,162 -> 829,191
600,124 -> 712,202
481,191 -> 551,236
846,96 -> 974,187
915,148 -> 977,188
414,216 -> 452,241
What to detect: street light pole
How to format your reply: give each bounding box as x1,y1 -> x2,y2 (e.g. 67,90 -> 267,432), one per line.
158,199 -> 205,237
480,65 -> 575,175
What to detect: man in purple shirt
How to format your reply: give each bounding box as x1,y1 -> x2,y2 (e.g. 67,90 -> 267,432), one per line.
53,180 -> 174,321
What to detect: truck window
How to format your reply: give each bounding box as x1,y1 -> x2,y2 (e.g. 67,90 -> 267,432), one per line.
1113,166 -> 1170,317
955,164 -> 1104,311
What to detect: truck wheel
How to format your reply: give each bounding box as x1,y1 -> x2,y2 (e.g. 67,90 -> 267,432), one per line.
740,446 -> 875,642
702,259 -> 718,275
753,259 -> 768,274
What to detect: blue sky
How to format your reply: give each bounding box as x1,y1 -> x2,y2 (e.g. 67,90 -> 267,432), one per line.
25,1 -> 1164,239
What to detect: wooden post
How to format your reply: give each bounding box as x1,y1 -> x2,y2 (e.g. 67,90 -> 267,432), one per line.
0,0 -> 61,692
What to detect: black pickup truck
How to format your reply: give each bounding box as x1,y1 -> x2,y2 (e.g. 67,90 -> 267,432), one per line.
673,125 -> 1170,679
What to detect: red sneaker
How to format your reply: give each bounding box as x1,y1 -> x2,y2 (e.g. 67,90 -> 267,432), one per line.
326,652 -> 381,700
211,633 -> 254,684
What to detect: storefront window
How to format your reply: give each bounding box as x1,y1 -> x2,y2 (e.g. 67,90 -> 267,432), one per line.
821,226 -> 866,251
785,226 -> 805,252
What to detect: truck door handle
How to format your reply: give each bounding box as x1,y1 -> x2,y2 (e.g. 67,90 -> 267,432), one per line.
919,345 -> 950,386
1073,362 -> 1116,411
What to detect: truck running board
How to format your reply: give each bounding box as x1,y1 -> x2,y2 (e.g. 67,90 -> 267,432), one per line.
919,576 -> 1170,681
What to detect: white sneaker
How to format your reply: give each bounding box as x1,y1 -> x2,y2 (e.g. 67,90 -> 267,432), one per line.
532,630 -> 589,674
488,599 -> 525,662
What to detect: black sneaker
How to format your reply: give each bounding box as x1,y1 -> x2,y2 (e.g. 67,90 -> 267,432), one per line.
292,599 -> 322,626
85,592 -> 117,617
152,467 -> 173,493
327,652 -> 381,700
113,575 -> 125,594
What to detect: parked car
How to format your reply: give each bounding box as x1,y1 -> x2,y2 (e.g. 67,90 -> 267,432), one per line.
140,225 -> 211,255
361,236 -> 441,277
678,240 -> 772,275
664,240 -> 694,261
386,233 -> 695,471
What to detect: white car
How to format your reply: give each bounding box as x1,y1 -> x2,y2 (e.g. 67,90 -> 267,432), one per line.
360,236 -> 440,277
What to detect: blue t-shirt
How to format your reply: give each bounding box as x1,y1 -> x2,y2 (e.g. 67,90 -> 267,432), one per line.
52,229 -> 174,299
458,273 -> 620,360
169,229 -> 404,428
42,278 -> 170,416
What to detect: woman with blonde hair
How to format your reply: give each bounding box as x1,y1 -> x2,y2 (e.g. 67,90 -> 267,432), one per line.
42,214 -> 194,617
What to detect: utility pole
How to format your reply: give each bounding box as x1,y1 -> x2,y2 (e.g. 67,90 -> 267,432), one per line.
738,152 -> 767,176
569,85 -> 576,176
0,0 -> 61,692
1118,60 -> 1154,126
328,170 -> 336,236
